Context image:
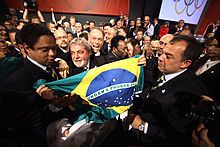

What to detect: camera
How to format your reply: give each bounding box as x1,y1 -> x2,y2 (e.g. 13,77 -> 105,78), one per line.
175,92 -> 220,146
193,34 -> 205,43
22,0 -> 38,10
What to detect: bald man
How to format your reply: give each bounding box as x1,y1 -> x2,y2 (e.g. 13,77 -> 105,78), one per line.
54,29 -> 70,58
88,28 -> 105,56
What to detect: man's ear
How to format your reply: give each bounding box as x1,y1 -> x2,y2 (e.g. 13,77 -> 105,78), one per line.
89,50 -> 92,56
88,34 -> 90,42
23,43 -> 30,54
112,47 -> 117,53
180,59 -> 192,69
23,43 -> 29,50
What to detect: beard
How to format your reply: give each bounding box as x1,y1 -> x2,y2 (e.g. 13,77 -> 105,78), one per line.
73,60 -> 88,68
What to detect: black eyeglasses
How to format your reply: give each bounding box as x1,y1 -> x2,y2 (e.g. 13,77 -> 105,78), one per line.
159,41 -> 167,46
0,39 -> 6,44
205,44 -> 219,48
56,36 -> 68,40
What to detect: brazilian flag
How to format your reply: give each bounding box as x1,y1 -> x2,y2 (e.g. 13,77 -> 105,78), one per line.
34,56 -> 144,123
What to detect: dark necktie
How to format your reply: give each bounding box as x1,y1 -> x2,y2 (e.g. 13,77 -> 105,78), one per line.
151,74 -> 166,90
46,67 -> 59,81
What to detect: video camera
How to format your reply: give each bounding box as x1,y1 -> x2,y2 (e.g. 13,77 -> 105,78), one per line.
175,92 -> 220,146
22,0 -> 38,10
193,34 -> 206,43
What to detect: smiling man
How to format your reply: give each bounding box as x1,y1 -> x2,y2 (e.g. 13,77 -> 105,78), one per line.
88,27 -> 105,56
69,38 -> 91,68
54,29 -> 70,58
68,37 -> 106,76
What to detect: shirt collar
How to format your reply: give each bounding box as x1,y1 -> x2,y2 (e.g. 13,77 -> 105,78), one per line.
164,69 -> 187,83
27,56 -> 47,71
59,47 -> 68,53
111,51 -> 119,58
94,51 -> 101,56
14,47 -> 20,52
84,60 -> 90,70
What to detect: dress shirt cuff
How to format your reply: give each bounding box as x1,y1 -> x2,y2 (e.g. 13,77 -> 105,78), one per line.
55,58 -> 63,62
143,121 -> 149,134
49,103 -> 63,112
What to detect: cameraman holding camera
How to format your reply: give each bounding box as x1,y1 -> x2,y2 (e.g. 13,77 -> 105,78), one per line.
192,123 -> 215,147
22,0 -> 45,24
191,96 -> 220,147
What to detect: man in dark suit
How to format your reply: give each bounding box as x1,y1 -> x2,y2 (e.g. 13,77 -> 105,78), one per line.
152,17 -> 160,40
88,27 -> 106,57
102,27 -> 118,54
0,23 -> 73,147
68,37 -> 106,76
54,29 -> 70,59
46,37 -> 127,147
46,36 -> 147,147
204,20 -> 220,37
123,14 -> 130,28
105,35 -> 128,63
127,19 -> 136,38
194,36 -> 220,102
124,35 -> 208,147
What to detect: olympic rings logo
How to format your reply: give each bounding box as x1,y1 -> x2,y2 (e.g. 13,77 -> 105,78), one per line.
175,0 -> 206,16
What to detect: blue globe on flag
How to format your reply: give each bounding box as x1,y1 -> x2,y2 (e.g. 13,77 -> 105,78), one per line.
86,68 -> 136,108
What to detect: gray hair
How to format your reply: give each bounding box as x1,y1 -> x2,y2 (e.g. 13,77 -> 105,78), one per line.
89,27 -> 105,39
110,27 -> 118,36
69,37 -> 91,52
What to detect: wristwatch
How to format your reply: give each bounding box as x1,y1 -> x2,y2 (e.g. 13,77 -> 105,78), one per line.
138,121 -> 145,132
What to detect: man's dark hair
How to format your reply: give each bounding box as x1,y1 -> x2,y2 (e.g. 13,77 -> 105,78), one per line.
21,23 -> 53,49
103,22 -> 112,28
15,30 -> 22,44
89,21 -> 95,25
214,27 -> 220,47
31,15 -> 40,21
79,32 -> 88,41
178,19 -> 185,23
170,35 -> 204,64
127,38 -> 139,48
110,35 -> 126,50
205,36 -> 215,47
136,28 -> 144,34
8,29 -> 19,34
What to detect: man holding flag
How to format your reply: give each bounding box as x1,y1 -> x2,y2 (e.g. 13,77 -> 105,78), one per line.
35,37 -> 146,146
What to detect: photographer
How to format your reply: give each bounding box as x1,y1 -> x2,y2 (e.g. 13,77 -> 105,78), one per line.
22,1 -> 45,23
191,96 -> 220,147
192,123 -> 215,147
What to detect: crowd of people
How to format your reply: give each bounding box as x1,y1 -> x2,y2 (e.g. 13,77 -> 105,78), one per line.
0,4 -> 220,147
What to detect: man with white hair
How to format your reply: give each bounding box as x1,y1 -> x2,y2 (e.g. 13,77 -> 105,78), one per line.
68,37 -> 106,76
102,27 -> 118,54
63,21 -> 70,30
88,28 -> 105,56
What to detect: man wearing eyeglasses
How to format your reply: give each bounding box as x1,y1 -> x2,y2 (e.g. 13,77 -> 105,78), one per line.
54,29 -> 70,59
